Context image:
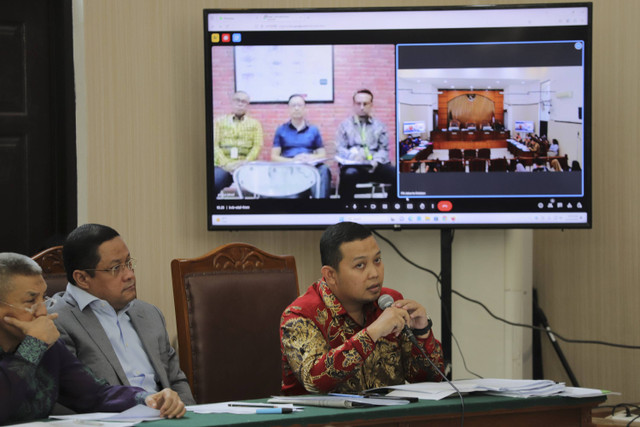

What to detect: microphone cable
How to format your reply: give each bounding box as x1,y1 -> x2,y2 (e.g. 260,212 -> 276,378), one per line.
414,337 -> 465,427
378,294 -> 465,427
372,229 -> 640,351
373,229 -> 483,379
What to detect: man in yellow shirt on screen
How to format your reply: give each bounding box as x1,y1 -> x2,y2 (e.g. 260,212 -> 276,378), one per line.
213,90 -> 263,198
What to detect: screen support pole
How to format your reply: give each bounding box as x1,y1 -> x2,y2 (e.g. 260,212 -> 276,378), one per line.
440,228 -> 453,379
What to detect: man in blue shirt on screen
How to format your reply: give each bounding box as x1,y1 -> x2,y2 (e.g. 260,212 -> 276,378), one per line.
271,94 -> 332,198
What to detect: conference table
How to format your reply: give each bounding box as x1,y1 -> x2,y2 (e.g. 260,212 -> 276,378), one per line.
233,162 -> 321,198
144,394 -> 606,426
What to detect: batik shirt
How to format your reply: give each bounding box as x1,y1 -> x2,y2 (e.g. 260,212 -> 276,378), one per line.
213,114 -> 263,168
0,336 -> 147,425
335,115 -> 390,164
280,280 -> 444,395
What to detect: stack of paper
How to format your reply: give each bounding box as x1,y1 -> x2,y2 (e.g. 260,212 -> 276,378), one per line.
456,379 -> 565,398
377,379 -> 610,401
49,404 -> 162,425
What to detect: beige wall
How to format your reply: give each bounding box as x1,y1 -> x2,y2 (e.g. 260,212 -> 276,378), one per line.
73,0 -> 638,405
534,1 -> 640,406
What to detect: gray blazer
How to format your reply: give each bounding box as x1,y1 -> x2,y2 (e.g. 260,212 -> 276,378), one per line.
50,289 -> 195,405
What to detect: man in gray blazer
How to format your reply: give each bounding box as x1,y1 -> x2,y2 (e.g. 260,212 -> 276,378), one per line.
49,224 -> 195,405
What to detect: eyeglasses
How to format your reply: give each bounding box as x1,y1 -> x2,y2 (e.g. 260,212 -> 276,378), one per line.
84,259 -> 137,277
0,296 -> 54,314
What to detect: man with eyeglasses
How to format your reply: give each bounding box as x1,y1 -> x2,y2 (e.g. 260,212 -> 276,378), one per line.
0,252 -> 185,424
48,224 -> 195,405
335,88 -> 395,199
213,90 -> 264,199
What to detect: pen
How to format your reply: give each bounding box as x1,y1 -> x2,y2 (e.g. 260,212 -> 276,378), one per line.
256,408 -> 293,414
228,403 -> 280,408
328,392 -> 363,399
363,394 -> 419,403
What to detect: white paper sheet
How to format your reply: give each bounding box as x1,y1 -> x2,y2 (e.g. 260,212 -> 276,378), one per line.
370,379 -> 611,400
50,404 -> 162,423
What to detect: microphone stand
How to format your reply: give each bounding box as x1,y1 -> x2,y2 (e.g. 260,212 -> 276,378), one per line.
532,289 -> 580,387
406,329 -> 464,426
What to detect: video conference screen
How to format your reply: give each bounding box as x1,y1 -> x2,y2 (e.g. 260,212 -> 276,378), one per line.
204,4 -> 592,230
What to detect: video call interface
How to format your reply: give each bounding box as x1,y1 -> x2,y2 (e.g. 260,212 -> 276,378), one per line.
205,6 -> 591,229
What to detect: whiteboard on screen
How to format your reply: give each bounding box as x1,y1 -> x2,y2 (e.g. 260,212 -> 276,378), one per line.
234,45 -> 334,103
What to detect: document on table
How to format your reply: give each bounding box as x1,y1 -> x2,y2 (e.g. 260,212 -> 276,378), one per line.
380,379 -> 480,401
560,387 -> 620,398
49,404 -> 162,424
333,156 -> 373,167
298,157 -> 328,166
370,379 -> 612,400
186,401 -> 301,414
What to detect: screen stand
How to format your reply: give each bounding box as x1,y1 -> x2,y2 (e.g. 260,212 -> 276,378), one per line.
440,228 -> 453,379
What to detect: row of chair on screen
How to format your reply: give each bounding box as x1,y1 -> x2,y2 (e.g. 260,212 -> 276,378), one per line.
410,147 -> 491,164
407,155 -> 577,173
448,148 -> 492,161
32,243 -> 298,405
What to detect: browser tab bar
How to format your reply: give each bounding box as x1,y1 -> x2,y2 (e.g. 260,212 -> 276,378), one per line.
208,7 -> 588,32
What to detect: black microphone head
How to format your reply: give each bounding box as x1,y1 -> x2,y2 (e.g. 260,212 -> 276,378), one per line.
377,294 -> 394,309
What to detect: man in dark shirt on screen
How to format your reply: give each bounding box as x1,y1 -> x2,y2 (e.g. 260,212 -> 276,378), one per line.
272,94 -> 332,198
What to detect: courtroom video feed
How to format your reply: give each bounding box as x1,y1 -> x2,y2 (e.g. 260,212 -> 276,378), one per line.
209,44 -> 398,201
397,41 -> 586,198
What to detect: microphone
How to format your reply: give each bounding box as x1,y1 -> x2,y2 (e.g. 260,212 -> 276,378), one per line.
378,295 -> 464,422
377,294 -> 420,347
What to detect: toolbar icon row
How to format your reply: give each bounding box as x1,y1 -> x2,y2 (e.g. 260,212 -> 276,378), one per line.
211,33 -> 242,43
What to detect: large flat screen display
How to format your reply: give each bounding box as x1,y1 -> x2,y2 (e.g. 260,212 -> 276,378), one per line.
204,3 -> 592,230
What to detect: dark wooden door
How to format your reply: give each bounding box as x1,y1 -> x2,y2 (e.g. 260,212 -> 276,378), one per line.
0,0 -> 76,255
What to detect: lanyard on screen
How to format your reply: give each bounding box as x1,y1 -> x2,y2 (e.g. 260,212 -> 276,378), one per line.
359,122 -> 373,161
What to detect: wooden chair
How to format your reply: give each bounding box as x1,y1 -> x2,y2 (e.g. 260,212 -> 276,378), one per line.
463,149 -> 477,161
557,155 -> 570,171
31,246 -> 68,297
468,158 -> 487,172
489,157 -> 508,172
477,148 -> 491,159
171,243 -> 300,404
413,147 -> 432,161
519,156 -> 534,168
409,147 -> 433,172
448,148 -> 463,160
441,159 -> 465,172
448,119 -> 460,131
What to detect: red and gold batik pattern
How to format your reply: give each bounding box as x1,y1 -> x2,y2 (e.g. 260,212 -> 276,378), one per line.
280,280 -> 444,395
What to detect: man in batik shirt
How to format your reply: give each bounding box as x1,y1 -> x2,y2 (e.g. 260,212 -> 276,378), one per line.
335,89 -> 395,199
280,222 -> 444,395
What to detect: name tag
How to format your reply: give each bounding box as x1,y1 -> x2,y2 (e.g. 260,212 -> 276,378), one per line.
230,147 -> 239,159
